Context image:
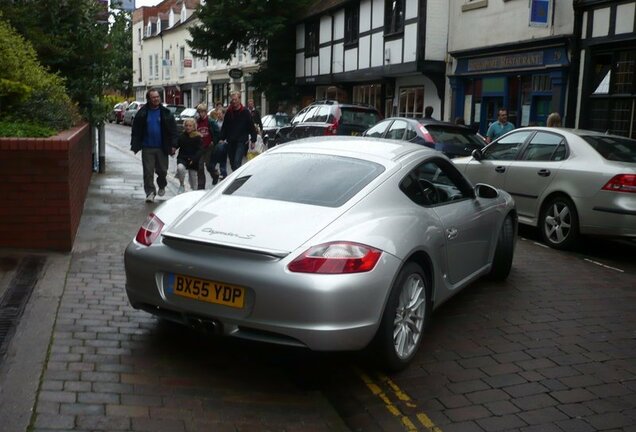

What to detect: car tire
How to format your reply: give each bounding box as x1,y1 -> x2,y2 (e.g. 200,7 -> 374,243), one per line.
373,262 -> 430,371
539,195 -> 579,250
488,215 -> 515,281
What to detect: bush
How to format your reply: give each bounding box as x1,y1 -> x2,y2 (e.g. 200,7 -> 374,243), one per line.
0,120 -> 56,138
0,18 -> 80,135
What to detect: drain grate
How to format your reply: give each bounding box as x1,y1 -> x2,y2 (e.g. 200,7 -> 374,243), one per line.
0,256 -> 46,359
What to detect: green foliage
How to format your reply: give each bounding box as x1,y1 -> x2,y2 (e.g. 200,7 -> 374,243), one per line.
0,120 -> 56,138
0,0 -> 113,122
0,17 -> 80,134
104,11 -> 133,97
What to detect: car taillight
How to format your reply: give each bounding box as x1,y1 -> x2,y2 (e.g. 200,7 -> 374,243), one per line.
324,119 -> 339,135
135,213 -> 164,246
288,242 -> 382,274
602,174 -> 636,193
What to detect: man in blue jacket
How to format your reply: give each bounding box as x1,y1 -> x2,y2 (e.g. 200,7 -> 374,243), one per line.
130,89 -> 178,202
220,91 -> 257,171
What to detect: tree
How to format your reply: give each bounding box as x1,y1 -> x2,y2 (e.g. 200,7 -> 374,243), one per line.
188,0 -> 311,112
0,0 -> 111,119
0,17 -> 80,133
105,10 -> 133,97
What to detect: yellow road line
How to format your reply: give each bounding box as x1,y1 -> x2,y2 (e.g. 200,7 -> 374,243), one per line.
359,370 -> 443,431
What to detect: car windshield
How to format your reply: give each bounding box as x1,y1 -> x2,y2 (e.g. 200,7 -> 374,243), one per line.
425,125 -> 485,148
340,108 -> 381,128
582,135 -> 636,162
223,153 -> 385,207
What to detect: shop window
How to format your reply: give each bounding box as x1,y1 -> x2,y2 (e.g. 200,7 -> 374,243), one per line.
385,0 -> 404,36
531,75 -> 551,92
614,51 -> 635,94
305,20 -> 319,57
345,3 -> 359,46
353,84 -> 381,112
398,87 -> 425,118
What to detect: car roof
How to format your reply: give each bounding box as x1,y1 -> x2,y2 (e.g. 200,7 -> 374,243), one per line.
310,100 -> 379,111
506,126 -> 636,141
381,117 -> 474,130
270,136 -> 438,163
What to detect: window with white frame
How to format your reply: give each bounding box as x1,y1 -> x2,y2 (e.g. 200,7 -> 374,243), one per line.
148,55 -> 153,80
154,53 -> 159,79
398,87 -> 425,118
138,57 -> 142,82
138,28 -> 142,43
181,5 -> 187,22
164,50 -> 170,79
345,2 -> 360,46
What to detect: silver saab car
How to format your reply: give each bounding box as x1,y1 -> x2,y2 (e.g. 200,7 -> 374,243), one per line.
453,128 -> 636,249
125,137 -> 517,370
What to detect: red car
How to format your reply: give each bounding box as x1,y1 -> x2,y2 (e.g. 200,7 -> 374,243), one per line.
108,103 -> 126,124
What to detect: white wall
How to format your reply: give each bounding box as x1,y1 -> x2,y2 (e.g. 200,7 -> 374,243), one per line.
425,0 -> 448,61
449,0 -> 574,52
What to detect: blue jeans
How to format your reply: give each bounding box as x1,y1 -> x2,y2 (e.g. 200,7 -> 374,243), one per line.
227,140 -> 247,171
210,142 -> 228,177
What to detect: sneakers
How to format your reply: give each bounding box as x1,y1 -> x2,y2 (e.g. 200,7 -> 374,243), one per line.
158,188 -> 165,197
145,192 -> 155,203
178,185 -> 185,194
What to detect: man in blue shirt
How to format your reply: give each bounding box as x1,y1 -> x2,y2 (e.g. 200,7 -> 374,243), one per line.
486,108 -> 515,143
130,89 -> 178,202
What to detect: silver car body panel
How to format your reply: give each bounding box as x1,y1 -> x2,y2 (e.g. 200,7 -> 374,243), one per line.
125,138 -> 516,351
454,128 -> 636,238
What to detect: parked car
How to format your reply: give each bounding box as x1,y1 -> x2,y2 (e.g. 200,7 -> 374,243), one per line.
452,127 -> 636,249
276,100 -> 382,144
107,103 -> 126,124
260,113 -> 290,147
165,104 -> 186,118
124,137 -> 517,370
175,108 -> 197,133
123,101 -> 145,126
364,117 -> 486,158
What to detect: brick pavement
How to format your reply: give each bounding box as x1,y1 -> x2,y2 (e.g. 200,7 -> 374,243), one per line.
27,141 -> 348,432
324,236 -> 636,431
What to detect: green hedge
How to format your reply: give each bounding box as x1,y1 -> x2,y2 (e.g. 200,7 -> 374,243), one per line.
0,120 -> 56,138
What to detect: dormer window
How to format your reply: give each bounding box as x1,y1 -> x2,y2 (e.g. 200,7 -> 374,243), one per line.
181,4 -> 187,23
156,18 -> 161,33
146,21 -> 152,37
169,9 -> 174,27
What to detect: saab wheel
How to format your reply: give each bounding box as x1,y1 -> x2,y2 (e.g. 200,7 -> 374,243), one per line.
374,262 -> 430,371
488,215 -> 515,281
540,195 -> 579,250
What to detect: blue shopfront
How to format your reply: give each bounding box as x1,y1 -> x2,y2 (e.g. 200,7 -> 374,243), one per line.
449,38 -> 570,135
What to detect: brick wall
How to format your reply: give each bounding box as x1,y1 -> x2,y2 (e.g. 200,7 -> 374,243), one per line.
0,123 -> 92,251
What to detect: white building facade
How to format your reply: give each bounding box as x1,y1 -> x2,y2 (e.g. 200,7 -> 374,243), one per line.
295,0 -> 449,118
446,0 -> 575,133
132,0 -> 265,110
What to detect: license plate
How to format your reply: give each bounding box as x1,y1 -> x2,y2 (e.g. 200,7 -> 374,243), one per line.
168,274 -> 245,308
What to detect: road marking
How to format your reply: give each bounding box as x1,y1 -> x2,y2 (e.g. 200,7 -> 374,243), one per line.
532,241 -> 549,249
355,368 -> 443,431
583,258 -> 624,273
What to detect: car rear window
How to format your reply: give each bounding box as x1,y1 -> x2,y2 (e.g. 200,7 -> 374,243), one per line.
582,135 -> 636,162
425,125 -> 485,148
340,108 -> 381,128
223,153 -> 385,207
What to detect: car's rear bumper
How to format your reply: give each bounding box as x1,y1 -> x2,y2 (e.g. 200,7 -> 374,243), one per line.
124,241 -> 400,351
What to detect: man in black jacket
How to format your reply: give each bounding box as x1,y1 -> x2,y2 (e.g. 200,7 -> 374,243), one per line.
220,91 -> 257,171
130,89 -> 178,202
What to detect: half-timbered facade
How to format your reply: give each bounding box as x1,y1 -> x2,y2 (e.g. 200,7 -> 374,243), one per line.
574,0 -> 636,138
295,0 -> 448,118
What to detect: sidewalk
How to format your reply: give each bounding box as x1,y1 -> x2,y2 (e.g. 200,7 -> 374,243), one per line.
0,139 -> 348,432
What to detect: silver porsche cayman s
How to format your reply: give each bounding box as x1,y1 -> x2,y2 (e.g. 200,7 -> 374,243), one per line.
125,137 -> 517,370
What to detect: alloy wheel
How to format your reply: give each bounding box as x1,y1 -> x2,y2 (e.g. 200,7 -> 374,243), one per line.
544,201 -> 572,245
393,274 -> 426,359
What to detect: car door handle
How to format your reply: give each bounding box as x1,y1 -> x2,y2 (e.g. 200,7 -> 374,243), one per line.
495,166 -> 506,173
538,169 -> 551,177
446,228 -> 458,240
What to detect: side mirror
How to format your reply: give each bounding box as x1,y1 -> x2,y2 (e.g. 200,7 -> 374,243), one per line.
475,183 -> 499,199
471,148 -> 483,161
